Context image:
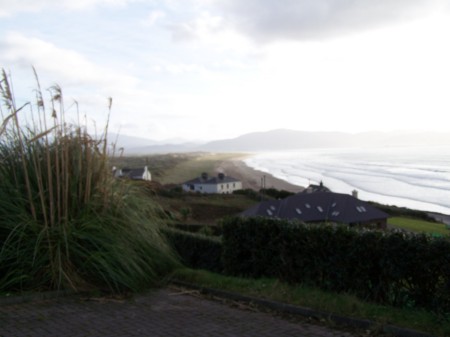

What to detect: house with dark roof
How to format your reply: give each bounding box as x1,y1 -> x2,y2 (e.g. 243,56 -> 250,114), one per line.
241,192 -> 388,228
182,172 -> 242,194
113,166 -> 152,181
303,181 -> 331,194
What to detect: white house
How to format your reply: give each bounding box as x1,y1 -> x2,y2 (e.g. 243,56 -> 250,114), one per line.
182,172 -> 242,194
113,166 -> 152,181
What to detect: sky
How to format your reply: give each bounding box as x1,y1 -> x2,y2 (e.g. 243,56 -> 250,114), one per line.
1,0 -> 450,142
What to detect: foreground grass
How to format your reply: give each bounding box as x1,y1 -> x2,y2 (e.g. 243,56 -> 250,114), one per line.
172,268 -> 449,336
0,70 -> 177,293
389,217 -> 449,236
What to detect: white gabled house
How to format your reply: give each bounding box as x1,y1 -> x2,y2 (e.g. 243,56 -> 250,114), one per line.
113,166 -> 152,181
182,172 -> 242,194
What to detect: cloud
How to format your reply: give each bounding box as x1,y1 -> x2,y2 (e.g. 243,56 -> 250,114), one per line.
0,32 -> 138,88
0,32 -> 146,130
210,0 -> 449,42
0,0 -> 131,16
143,9 -> 166,26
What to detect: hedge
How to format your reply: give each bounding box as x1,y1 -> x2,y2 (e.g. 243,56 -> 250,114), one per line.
222,217 -> 450,313
163,228 -> 223,273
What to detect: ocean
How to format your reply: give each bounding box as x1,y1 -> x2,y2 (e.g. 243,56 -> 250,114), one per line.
244,146 -> 450,215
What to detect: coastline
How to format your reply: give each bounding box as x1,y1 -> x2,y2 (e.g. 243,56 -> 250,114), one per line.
215,155 -> 450,223
216,157 -> 304,193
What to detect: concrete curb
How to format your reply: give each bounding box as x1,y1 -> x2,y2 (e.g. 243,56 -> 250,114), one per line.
171,280 -> 436,337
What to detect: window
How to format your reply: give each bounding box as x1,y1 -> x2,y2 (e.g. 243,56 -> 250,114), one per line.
356,206 -> 367,213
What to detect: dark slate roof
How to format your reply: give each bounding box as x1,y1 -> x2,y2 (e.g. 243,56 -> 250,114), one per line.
302,183 -> 331,194
241,192 -> 388,224
184,175 -> 240,185
119,167 -> 146,180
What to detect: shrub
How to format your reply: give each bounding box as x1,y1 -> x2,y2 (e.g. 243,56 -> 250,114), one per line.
222,216 -> 450,313
260,188 -> 294,199
233,188 -> 259,198
222,217 -> 284,278
163,228 -> 223,273
0,70 -> 177,293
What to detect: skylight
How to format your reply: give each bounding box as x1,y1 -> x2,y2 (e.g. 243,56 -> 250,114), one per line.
295,208 -> 302,215
356,206 -> 367,213
305,203 -> 311,208
267,209 -> 273,216
332,202 -> 337,207
317,206 -> 323,213
270,205 -> 276,211
332,211 -> 340,216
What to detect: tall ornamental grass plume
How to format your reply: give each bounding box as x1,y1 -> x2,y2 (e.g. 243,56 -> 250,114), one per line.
0,69 -> 178,293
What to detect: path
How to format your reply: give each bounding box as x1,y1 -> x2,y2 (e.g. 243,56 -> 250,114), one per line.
0,287 -> 359,337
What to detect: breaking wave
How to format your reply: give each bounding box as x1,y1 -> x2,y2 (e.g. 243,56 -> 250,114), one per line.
244,146 -> 450,215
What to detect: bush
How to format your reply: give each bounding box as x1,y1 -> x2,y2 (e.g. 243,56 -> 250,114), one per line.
233,188 -> 260,200
163,228 -> 223,273
222,216 -> 450,313
222,217 -> 284,278
260,188 -> 294,199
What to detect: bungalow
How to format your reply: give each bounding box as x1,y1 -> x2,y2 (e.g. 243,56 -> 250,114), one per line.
113,166 -> 152,181
182,172 -> 242,194
241,191 -> 388,228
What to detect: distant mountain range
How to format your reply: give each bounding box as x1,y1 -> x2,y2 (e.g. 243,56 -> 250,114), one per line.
111,129 -> 450,155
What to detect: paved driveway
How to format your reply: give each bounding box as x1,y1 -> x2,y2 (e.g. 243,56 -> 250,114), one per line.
0,287 -> 359,337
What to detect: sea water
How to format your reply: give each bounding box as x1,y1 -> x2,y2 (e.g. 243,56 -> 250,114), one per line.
244,146 -> 450,215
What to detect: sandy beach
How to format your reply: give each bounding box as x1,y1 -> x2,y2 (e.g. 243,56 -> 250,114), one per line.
216,157 -> 304,193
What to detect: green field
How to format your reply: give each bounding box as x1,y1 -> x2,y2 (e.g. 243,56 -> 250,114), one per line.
158,153 -> 246,184
388,217 -> 449,236
110,152 -> 247,184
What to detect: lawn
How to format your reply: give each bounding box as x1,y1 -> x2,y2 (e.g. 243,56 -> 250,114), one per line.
388,217 -> 449,236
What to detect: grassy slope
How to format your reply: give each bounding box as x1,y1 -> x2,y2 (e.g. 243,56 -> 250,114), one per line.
110,152 -> 247,185
173,268 -> 449,337
389,217 -> 449,236
158,153 -> 247,184
156,193 -> 258,225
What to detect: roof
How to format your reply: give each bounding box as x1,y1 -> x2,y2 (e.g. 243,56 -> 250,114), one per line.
303,182 -> 331,193
241,192 -> 388,224
184,174 -> 240,185
118,167 -> 147,180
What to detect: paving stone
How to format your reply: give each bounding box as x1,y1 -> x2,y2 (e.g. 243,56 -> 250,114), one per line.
0,288 -> 363,337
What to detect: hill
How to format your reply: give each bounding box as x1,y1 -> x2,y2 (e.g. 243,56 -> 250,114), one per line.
112,129 -> 450,154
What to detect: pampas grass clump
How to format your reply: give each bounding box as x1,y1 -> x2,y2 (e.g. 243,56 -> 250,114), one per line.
0,69 -> 177,293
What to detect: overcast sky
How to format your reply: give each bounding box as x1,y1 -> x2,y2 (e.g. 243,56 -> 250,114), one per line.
1,0 -> 449,141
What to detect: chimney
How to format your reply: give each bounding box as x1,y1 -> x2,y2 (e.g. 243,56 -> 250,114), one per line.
201,172 -> 208,180
218,173 -> 225,180
352,190 -> 358,199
